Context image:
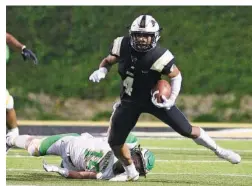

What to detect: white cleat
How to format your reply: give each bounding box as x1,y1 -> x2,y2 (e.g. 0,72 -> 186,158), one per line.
6,135 -> 13,154
109,172 -> 139,182
215,147 -> 241,164
6,142 -> 12,154
6,131 -> 18,154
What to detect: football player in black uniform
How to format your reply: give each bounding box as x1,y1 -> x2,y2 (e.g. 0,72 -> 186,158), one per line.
89,15 -> 241,181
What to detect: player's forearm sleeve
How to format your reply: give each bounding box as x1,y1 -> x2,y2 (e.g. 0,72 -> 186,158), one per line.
170,72 -> 182,101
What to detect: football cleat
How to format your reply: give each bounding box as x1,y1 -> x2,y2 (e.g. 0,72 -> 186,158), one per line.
109,172 -> 139,182
6,142 -> 12,154
215,147 -> 241,164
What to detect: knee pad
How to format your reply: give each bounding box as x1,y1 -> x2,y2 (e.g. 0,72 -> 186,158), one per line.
6,90 -> 14,110
27,139 -> 41,156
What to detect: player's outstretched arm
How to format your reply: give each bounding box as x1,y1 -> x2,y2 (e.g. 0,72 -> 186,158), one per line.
89,54 -> 117,83
99,54 -> 118,71
6,32 -> 38,64
43,160 -> 97,179
66,170 -> 97,179
6,32 -> 25,52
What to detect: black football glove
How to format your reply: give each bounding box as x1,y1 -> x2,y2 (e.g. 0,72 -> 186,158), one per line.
21,46 -> 38,65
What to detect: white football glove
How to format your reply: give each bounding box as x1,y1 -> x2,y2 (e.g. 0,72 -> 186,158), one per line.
96,166 -> 114,180
89,67 -> 108,83
151,91 -> 175,110
43,160 -> 69,177
43,160 -> 59,172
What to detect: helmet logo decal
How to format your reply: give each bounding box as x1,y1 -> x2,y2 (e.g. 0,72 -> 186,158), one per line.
139,15 -> 146,28
151,20 -> 156,27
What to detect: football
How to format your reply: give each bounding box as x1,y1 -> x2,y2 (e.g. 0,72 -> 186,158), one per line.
151,80 -> 171,103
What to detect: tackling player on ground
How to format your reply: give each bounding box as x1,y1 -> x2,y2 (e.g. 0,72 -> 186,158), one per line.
6,32 -> 38,153
7,132 -> 155,180
89,15 -> 241,181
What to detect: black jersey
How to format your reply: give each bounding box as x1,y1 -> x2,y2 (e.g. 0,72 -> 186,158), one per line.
110,36 -> 175,103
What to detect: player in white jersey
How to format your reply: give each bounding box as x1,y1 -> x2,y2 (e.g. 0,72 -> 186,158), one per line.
7,132 -> 155,180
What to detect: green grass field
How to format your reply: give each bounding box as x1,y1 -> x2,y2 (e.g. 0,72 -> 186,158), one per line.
6,138 -> 252,186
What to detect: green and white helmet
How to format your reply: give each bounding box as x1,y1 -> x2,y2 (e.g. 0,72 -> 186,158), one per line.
140,148 -> 155,172
131,145 -> 155,176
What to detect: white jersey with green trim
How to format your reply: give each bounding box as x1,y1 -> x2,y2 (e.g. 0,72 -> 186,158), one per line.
66,133 -> 114,173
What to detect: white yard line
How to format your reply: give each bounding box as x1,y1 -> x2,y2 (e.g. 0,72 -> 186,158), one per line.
139,137 -> 252,141
7,156 -> 37,158
149,172 -> 252,178
7,185 -> 37,186
8,147 -> 252,153
6,168 -> 252,178
155,160 -> 252,163
144,147 -> 252,153
7,168 -> 43,172
6,155 -> 252,164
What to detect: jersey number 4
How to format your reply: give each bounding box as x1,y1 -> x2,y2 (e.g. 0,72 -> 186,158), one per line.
123,76 -> 134,96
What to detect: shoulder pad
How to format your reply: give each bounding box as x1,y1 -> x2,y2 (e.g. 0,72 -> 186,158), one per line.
111,37 -> 124,57
150,49 -> 174,72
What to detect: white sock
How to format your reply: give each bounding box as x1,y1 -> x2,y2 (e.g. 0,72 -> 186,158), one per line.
7,127 -> 19,136
13,135 -> 31,149
123,163 -> 138,177
193,128 -> 218,151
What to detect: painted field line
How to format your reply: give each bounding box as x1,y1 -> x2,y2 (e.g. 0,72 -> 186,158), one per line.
149,172 -> 252,178
6,155 -> 252,164
7,155 -> 54,158
9,147 -> 252,153
155,160 -> 252,163
7,168 -> 43,172
139,137 -> 252,141
144,147 -> 252,153
6,168 -> 252,178
7,185 -> 37,186
17,120 -> 252,128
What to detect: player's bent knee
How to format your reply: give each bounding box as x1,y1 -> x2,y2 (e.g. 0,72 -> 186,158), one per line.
108,137 -> 124,148
109,144 -> 124,156
27,139 -> 41,156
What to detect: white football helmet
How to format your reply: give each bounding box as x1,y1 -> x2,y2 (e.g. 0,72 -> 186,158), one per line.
129,15 -> 161,52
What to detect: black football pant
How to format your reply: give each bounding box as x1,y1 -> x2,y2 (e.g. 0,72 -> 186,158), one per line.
108,100 -> 193,146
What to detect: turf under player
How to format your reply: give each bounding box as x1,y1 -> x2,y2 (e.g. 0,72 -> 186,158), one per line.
89,14 -> 241,181
7,132 -> 155,180
6,32 -> 38,153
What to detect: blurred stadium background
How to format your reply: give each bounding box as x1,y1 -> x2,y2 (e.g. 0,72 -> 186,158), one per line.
6,6 -> 252,185
6,6 -> 252,123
